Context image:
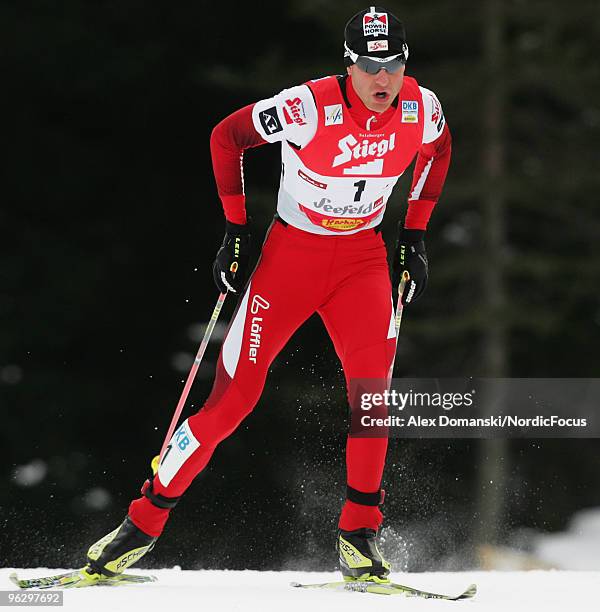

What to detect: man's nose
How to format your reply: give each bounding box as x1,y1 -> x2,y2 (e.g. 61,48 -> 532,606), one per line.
375,69 -> 390,84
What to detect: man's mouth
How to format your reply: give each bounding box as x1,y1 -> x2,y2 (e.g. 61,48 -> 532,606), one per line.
374,91 -> 389,101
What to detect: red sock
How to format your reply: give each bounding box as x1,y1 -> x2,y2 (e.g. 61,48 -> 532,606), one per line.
127,496 -> 171,538
339,499 -> 383,531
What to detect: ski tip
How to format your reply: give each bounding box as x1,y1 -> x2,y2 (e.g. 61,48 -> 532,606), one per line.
8,572 -> 20,588
290,581 -> 302,587
458,583 -> 477,599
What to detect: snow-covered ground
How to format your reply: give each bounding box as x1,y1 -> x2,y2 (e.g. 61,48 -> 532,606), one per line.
1,568 -> 599,612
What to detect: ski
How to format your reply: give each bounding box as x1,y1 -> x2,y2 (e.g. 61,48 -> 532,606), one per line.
9,568 -> 158,590
291,579 -> 477,600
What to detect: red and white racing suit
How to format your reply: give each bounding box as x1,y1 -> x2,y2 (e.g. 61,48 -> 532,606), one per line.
128,74 -> 451,537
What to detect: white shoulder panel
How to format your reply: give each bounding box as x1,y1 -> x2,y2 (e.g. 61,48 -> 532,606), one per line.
252,84 -> 318,148
419,86 -> 446,144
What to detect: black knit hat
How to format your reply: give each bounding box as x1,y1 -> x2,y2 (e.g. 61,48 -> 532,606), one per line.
344,6 -> 408,61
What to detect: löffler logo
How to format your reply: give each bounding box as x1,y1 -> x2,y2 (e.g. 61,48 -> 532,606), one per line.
249,294 -> 270,363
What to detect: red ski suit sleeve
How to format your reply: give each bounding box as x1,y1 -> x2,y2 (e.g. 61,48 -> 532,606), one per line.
209,104 -> 266,225
404,122 -> 452,230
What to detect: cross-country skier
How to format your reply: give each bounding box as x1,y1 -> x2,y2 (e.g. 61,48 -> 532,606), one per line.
84,6 -> 451,583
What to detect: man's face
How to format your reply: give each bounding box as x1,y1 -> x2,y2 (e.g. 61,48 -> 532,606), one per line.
347,63 -> 405,113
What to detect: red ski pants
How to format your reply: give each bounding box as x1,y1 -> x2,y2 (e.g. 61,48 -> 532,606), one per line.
129,219 -> 396,537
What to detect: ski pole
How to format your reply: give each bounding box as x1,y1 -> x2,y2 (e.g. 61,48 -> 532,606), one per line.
388,270 -> 410,383
394,270 -> 410,338
150,262 -> 238,475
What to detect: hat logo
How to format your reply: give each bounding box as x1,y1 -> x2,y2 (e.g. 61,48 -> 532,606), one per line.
363,11 -> 388,37
367,40 -> 389,52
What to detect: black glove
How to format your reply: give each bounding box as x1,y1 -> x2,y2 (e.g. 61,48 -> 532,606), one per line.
212,220 -> 251,294
392,227 -> 428,304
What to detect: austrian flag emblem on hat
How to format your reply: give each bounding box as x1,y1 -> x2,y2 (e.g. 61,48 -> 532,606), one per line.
367,40 -> 389,52
363,10 -> 388,37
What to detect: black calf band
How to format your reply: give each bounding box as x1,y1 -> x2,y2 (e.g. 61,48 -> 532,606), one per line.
347,485 -> 384,506
143,480 -> 181,509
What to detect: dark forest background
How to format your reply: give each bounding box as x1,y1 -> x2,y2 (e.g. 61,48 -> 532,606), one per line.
2,0 -> 599,571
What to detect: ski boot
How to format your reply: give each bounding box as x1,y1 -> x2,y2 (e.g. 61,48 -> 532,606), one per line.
82,478 -> 180,579
337,528 -> 391,583
85,515 -> 157,577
